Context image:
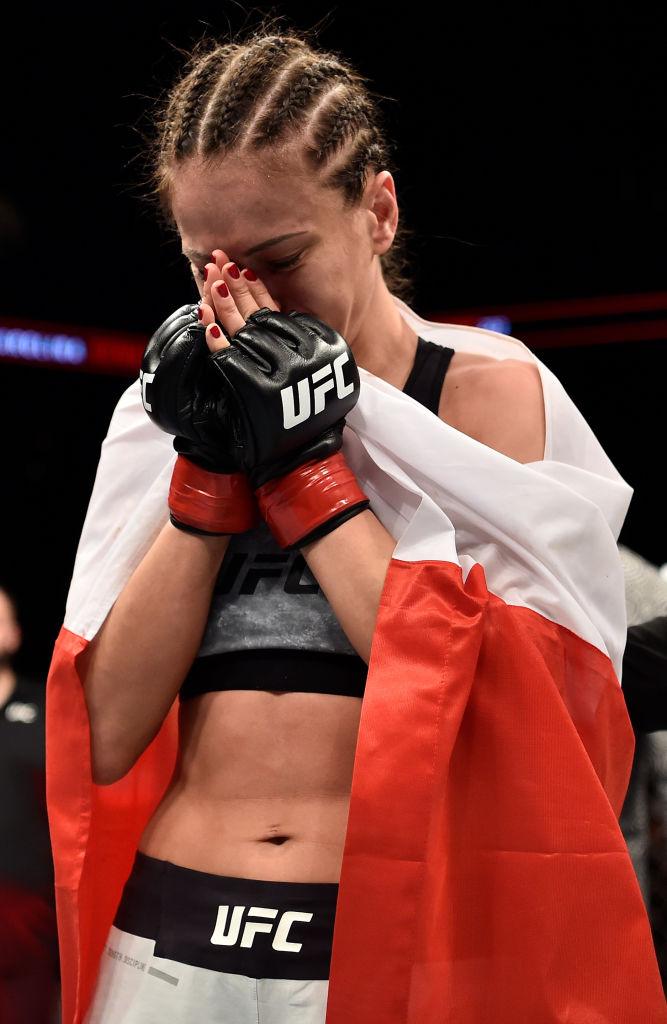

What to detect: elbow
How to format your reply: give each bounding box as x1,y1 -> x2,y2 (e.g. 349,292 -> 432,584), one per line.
92,764 -> 122,787
90,738 -> 131,786
88,713 -> 160,787
87,700 -> 138,786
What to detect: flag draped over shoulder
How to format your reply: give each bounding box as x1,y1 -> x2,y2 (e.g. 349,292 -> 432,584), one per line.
46,296 -> 667,1023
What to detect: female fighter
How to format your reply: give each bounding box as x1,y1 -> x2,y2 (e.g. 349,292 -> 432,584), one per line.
80,24 -> 549,1024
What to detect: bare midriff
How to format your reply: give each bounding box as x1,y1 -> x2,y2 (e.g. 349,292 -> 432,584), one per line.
136,355 -> 525,884
137,688 -> 363,883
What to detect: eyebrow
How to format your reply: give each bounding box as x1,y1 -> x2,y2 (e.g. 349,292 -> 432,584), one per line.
182,231 -> 310,262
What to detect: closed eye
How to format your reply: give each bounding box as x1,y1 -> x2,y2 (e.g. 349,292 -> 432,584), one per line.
190,251 -> 303,280
266,252 -> 303,271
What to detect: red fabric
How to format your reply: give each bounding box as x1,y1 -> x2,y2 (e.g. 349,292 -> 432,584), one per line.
46,629 -> 179,1024
46,560 -> 667,1023
326,560 -> 665,1021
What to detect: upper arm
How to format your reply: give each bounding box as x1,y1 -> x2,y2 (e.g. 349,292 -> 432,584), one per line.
443,358 -> 546,464
481,359 -> 546,463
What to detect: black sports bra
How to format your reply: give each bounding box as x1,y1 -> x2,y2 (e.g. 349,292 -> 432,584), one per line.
179,337 -> 455,703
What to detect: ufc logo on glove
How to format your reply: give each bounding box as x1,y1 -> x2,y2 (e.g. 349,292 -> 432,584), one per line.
139,369 -> 155,413
210,904 -> 314,952
280,353 -> 354,429
140,304 -> 369,548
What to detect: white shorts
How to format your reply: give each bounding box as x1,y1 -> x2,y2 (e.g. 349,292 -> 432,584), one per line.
84,851 -> 338,1024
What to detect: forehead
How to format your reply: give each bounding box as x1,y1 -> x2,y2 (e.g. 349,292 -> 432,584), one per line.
170,152 -> 340,256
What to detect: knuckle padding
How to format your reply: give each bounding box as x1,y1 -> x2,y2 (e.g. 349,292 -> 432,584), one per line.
246,309 -> 325,351
231,325 -> 283,371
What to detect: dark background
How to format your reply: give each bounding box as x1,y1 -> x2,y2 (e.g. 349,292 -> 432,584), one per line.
1,5 -> 666,674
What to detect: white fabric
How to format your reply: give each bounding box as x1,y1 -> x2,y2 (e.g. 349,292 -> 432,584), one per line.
64,295 -> 632,681
85,926 -> 329,1024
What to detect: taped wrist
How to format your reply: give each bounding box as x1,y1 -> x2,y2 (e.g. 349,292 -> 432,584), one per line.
255,452 -> 370,550
169,455 -> 259,536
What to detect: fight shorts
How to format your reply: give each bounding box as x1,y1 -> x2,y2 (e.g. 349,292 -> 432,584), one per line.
84,850 -> 339,1023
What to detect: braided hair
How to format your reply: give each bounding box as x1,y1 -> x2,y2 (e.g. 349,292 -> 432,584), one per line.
141,22 -> 415,304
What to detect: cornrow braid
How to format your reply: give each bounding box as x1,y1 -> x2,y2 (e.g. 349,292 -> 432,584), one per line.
201,37 -> 304,156
325,136 -> 387,207
159,45 -> 232,162
142,25 -> 416,304
171,48 -> 234,159
251,59 -> 353,148
307,90 -> 372,170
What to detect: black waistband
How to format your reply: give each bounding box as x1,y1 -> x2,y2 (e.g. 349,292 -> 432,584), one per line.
179,648 -> 367,701
113,851 -> 339,981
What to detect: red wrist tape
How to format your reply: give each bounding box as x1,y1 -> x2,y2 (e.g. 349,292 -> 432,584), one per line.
255,452 -> 369,549
169,455 -> 259,534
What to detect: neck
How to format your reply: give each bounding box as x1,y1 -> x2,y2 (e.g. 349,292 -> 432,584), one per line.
348,264 -> 418,389
0,665 -> 16,707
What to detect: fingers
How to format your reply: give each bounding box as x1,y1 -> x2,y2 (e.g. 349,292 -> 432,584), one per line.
206,277 -> 245,352
197,302 -> 216,328
202,252 -> 282,354
205,321 -> 232,354
211,250 -> 281,315
211,249 -> 230,269
201,260 -> 221,308
216,262 -> 258,323
239,269 -> 281,313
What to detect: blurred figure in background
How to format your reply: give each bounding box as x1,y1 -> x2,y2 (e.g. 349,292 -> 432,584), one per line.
0,586 -> 60,1023
624,615 -> 667,735
619,546 -> 667,984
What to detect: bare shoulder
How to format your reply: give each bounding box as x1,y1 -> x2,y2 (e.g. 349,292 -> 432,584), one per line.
437,351 -> 546,463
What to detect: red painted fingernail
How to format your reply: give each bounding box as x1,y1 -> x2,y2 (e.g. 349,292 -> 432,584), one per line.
210,325 -> 222,339
197,306 -> 203,321
228,263 -> 240,280
243,268 -> 258,281
203,266 -> 208,281
216,281 -> 229,298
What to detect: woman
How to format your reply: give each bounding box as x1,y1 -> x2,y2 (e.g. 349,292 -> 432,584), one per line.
46,23 -> 666,1024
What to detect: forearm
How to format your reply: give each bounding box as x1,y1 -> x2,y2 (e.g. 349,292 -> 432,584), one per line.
82,520 -> 230,784
301,509 -> 397,663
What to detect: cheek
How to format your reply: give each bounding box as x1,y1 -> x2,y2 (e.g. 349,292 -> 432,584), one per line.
282,257 -> 346,308
276,275 -> 342,321
303,290 -> 355,340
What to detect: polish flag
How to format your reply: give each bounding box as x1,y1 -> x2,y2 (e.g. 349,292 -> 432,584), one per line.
46,296 -> 667,1022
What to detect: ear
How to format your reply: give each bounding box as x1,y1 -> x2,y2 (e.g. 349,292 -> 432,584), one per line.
365,171 -> 399,257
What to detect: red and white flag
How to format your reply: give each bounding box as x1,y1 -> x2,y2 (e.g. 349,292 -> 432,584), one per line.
46,296 -> 667,1022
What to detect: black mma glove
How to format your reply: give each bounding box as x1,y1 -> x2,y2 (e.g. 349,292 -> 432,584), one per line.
140,303 -> 259,535
207,307 -> 370,549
